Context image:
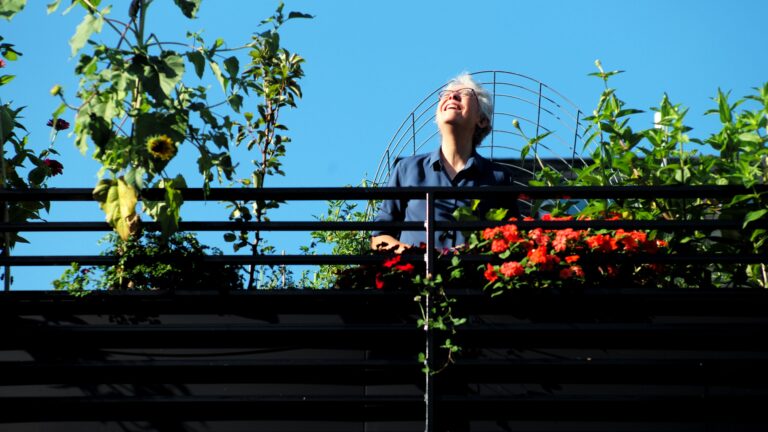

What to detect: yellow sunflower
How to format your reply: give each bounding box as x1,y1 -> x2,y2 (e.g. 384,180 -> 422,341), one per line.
146,134 -> 177,161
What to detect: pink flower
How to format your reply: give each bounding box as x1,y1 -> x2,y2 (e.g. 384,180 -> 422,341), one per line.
0,59 -> 6,68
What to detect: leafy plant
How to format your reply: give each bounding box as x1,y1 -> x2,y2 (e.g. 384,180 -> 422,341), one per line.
520,61 -> 768,287
302,180 -> 378,289
223,3 -> 310,289
53,231 -> 243,294
0,28 -> 66,288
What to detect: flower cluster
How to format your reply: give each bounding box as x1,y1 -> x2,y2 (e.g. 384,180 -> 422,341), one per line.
477,215 -> 668,292
375,254 -> 417,289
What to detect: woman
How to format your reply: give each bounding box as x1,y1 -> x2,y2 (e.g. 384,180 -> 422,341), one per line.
372,73 -> 518,252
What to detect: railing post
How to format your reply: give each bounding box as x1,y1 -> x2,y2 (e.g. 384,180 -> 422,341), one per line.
424,191 -> 436,432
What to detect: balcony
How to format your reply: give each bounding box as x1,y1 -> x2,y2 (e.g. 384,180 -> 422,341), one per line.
0,186 -> 766,432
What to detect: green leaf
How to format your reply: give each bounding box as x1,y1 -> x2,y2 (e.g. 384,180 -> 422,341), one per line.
51,102 -> 66,122
743,209 -> 768,229
0,0 -> 26,20
0,74 -> 14,86
287,11 -> 313,19
0,105 -> 15,142
157,54 -> 185,97
186,50 -> 205,78
484,208 -> 508,222
738,132 -> 762,144
227,94 -> 243,112
223,56 -> 239,79
93,178 -> 139,240
143,176 -> 187,239
69,11 -> 104,56
46,0 -> 61,14
716,88 -> 732,124
173,0 -> 201,18
209,60 -> 226,93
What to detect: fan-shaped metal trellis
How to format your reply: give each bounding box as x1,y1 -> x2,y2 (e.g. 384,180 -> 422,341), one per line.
372,70 -> 589,189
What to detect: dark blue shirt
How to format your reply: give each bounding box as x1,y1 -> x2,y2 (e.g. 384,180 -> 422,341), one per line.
373,148 -> 519,249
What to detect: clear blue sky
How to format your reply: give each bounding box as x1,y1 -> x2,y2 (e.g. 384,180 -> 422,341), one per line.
2,0 -> 767,290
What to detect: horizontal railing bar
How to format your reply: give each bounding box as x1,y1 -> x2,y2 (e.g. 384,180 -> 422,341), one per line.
0,219 -> 763,232
1,185 -> 766,202
2,289 -> 768,317
1,358 -> 765,386
0,395 -> 425,422
0,253 -> 765,266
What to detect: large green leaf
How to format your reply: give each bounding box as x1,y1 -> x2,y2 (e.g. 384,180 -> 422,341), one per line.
173,0 -> 200,18
0,105 -> 15,143
186,50 -> 205,78
69,9 -> 105,56
0,0 -> 26,20
93,178 -> 139,240
157,54 -> 185,97
209,60 -> 226,93
744,209 -> 768,229
143,175 -> 187,238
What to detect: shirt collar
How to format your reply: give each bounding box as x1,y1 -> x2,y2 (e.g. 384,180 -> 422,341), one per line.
429,147 -> 486,173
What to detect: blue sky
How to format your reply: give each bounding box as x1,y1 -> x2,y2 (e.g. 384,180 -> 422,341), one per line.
2,0 -> 767,289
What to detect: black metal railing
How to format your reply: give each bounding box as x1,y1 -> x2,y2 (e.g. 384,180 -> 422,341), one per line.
1,185 -> 767,432
1,185 -> 767,270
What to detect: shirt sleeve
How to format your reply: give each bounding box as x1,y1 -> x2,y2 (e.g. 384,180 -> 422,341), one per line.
372,163 -> 404,238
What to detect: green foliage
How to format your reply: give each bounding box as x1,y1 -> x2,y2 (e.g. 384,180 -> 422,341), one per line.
53,232 -> 243,293
520,61 -> 768,287
0,33 -> 65,258
302,180 -> 378,288
222,3 -> 311,289
52,0 -> 297,240
0,0 -> 26,20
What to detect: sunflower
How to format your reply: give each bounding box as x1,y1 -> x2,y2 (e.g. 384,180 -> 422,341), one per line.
146,134 -> 177,161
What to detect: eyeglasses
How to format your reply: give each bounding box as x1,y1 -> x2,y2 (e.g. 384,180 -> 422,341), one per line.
438,88 -> 477,100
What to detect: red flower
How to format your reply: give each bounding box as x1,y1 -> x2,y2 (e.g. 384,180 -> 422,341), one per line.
383,255 -> 401,268
47,118 -> 70,131
375,272 -> 385,289
501,224 -> 521,242
484,263 -> 498,283
500,261 -> 524,278
586,234 -> 618,252
559,267 -> 574,279
491,238 -> 509,253
44,159 -> 63,176
0,59 -> 6,68
528,228 -> 549,246
565,255 -> 580,263
552,228 -> 580,252
395,263 -> 415,273
527,245 -> 549,265
518,193 -> 530,201
570,265 -> 585,278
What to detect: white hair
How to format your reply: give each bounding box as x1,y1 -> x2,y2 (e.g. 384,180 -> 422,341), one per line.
443,73 -> 494,147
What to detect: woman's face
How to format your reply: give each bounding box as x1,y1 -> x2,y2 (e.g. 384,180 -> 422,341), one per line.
435,84 -> 485,132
